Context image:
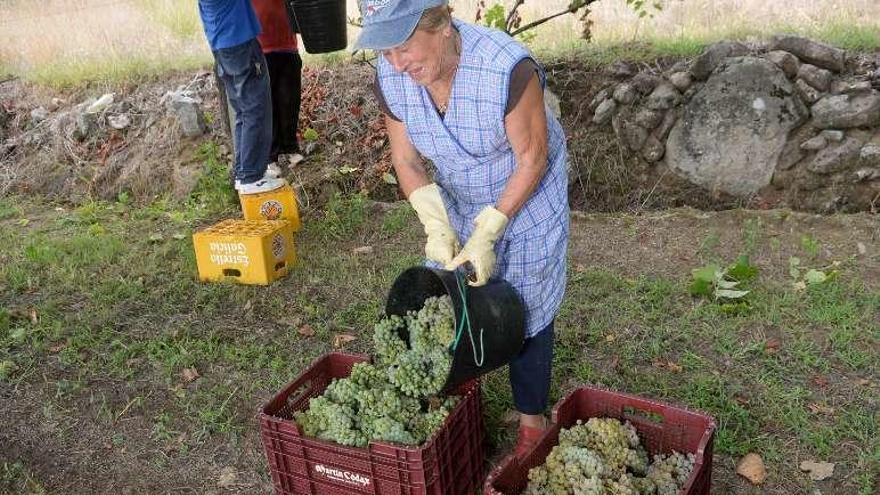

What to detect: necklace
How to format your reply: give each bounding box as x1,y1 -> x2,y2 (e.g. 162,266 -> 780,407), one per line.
433,32 -> 461,115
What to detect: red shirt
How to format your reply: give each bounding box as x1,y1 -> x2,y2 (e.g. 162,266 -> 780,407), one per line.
252,0 -> 298,53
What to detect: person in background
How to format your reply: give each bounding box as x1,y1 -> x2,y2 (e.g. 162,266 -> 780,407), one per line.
197,0 -> 285,194
251,0 -> 305,169
356,0 -> 569,458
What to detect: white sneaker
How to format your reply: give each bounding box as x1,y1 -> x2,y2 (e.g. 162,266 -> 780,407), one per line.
265,163 -> 282,178
238,177 -> 286,195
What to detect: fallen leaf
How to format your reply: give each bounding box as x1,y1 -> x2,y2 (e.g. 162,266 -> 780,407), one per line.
609,355 -> 620,369
218,466 -> 237,488
148,233 -> 164,242
765,338 -> 781,354
800,460 -> 834,481
811,375 -> 829,388
652,360 -> 683,373
333,333 -> 357,348
807,403 -> 835,415
857,378 -> 871,386
856,242 -> 867,255
605,334 -> 616,343
352,246 -> 373,255
734,393 -> 750,407
17,218 -> 29,227
29,308 -> 39,324
181,367 -> 200,383
574,263 -> 588,273
48,342 -> 67,353
172,233 -> 186,240
243,300 -> 252,312
736,453 -> 767,484
297,324 -> 315,337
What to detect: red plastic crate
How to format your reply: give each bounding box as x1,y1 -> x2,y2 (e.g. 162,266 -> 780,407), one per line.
259,352 -> 485,495
484,386 -> 716,495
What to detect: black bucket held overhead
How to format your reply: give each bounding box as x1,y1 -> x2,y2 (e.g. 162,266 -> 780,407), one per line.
285,0 -> 348,54
385,266 -> 525,394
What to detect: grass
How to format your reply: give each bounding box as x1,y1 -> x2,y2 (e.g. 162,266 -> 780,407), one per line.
1,154 -> 879,493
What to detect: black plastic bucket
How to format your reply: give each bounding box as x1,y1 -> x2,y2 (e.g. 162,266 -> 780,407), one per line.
385,266 -> 525,393
286,0 -> 348,54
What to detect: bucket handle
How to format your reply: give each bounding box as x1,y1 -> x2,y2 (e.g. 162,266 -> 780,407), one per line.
449,270 -> 485,367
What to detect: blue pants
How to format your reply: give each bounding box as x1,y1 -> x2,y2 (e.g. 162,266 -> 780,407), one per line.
509,320 -> 554,415
213,38 -> 272,184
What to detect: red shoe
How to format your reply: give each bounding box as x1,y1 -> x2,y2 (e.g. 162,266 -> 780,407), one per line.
514,423 -> 547,459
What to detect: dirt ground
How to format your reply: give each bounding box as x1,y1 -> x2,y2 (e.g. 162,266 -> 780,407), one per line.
2,203 -> 877,494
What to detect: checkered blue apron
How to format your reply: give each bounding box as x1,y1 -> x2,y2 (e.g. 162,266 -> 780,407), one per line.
377,20 -> 569,338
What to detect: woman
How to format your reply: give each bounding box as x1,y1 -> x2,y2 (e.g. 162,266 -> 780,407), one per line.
356,0 -> 569,457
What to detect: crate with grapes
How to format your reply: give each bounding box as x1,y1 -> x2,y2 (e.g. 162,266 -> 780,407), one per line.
484,387 -> 716,495
259,295 -> 485,495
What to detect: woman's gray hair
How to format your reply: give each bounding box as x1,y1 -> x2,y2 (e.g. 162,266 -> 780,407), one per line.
417,5 -> 452,32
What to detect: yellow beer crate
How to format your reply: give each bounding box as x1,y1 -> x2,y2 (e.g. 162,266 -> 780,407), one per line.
192,219 -> 296,285
239,183 -> 301,231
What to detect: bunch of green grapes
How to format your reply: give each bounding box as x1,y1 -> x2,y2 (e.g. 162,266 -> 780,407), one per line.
524,418 -> 695,495
647,452 -> 695,495
407,296 -> 455,353
408,396 -> 459,443
295,395 -> 366,446
373,314 -> 408,367
370,416 -> 417,445
295,296 -> 460,448
388,347 -> 451,397
324,376 -> 360,406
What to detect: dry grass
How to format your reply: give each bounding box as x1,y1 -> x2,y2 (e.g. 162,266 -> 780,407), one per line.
0,0 -> 878,87
0,0 -> 210,87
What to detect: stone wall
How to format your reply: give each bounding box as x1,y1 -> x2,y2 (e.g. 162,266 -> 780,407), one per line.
590,36 -> 880,212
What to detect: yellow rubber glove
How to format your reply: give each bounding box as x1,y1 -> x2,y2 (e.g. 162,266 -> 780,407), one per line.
409,183 -> 460,265
446,206 -> 509,286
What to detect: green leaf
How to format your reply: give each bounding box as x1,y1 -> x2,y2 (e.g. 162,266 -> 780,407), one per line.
727,255 -> 758,281
692,264 -> 720,283
303,128 -> 319,142
382,172 -> 398,185
804,269 -> 828,285
716,279 -> 740,289
715,289 -> 750,300
689,278 -> 713,297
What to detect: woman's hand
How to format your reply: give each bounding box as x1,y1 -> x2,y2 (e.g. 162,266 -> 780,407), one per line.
446,206 -> 508,286
409,183 -> 460,265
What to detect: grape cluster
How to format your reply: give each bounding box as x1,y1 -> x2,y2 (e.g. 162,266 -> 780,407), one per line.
525,418 -> 695,495
294,296 -> 459,448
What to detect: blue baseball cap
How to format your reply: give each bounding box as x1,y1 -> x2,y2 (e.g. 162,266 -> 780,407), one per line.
354,0 -> 448,50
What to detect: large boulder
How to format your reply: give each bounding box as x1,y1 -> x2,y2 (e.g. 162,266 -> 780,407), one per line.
666,56 -> 809,196
769,36 -> 846,72
811,91 -> 880,129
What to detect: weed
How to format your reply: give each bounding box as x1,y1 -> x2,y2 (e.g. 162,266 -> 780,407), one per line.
311,193 -> 367,241
188,141 -> 237,214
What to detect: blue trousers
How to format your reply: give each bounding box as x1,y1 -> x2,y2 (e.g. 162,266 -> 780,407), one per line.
509,320 -> 554,415
213,38 -> 272,184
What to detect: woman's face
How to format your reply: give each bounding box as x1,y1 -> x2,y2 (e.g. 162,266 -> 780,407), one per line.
381,25 -> 450,87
